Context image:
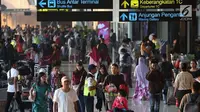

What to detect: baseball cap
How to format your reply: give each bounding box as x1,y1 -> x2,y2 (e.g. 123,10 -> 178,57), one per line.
61,76 -> 70,83
88,64 -> 96,71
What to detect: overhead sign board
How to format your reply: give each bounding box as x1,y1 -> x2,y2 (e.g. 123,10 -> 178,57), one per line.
37,11 -> 113,21
37,0 -> 113,9
119,6 -> 194,22
37,0 -> 113,21
119,0 -> 196,9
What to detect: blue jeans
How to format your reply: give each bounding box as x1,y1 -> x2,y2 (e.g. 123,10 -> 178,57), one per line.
150,93 -> 161,112
78,90 -> 85,112
48,98 -> 53,112
84,96 -> 94,112
162,80 -> 172,102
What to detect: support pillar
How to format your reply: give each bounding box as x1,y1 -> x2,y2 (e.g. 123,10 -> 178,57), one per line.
128,22 -> 132,40
187,21 -> 191,53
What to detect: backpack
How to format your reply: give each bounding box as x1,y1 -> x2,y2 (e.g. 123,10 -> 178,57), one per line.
184,94 -> 200,112
69,38 -> 76,48
122,53 -> 132,66
75,37 -> 81,50
160,61 -> 173,79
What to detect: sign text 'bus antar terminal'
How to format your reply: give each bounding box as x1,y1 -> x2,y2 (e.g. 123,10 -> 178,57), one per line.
37,0 -> 113,9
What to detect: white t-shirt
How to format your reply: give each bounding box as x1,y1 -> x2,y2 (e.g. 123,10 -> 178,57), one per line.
53,88 -> 78,112
7,68 -> 19,92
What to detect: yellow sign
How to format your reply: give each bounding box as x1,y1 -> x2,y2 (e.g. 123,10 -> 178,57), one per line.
121,0 -> 129,9
131,0 -> 139,8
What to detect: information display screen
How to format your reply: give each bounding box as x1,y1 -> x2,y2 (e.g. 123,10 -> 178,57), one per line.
38,11 -> 113,21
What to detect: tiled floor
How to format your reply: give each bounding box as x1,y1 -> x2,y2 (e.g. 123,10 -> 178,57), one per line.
127,88 -> 178,112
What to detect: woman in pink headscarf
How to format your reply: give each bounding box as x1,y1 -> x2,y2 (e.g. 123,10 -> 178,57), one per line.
89,46 -> 101,66
133,56 -> 150,100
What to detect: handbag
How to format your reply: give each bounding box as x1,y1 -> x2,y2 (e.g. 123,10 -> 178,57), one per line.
28,85 -> 36,102
8,69 -> 14,85
72,71 -> 86,92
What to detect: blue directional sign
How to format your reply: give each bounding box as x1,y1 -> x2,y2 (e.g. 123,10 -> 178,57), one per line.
120,13 -> 128,21
119,11 -> 194,22
37,0 -> 113,9
39,0 -> 46,8
129,13 -> 137,21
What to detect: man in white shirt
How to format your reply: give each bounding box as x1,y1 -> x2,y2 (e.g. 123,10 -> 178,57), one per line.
53,76 -> 78,112
5,60 -> 24,112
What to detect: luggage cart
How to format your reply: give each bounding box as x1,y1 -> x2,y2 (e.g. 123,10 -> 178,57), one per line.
34,64 -> 50,78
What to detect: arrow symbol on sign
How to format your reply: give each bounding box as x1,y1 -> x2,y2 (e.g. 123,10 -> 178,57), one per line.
39,0 -> 46,8
120,13 -> 128,21
121,0 -> 129,8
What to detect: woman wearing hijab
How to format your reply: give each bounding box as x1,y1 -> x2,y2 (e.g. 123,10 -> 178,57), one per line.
133,56 -> 150,100
89,45 -> 101,66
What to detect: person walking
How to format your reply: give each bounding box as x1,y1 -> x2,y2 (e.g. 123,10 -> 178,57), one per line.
104,64 -> 125,110
96,64 -> 109,111
68,32 -> 76,63
189,59 -> 200,78
53,76 -> 78,112
179,82 -> 200,112
72,61 -> 87,112
84,64 -> 97,112
49,64 -> 64,112
89,45 -> 101,67
97,37 -> 111,68
80,35 -> 87,63
174,62 -> 194,107
146,60 -> 164,112
30,69 -> 52,112
5,60 -> 24,112
159,54 -> 174,104
119,48 -> 133,88
133,56 -> 149,100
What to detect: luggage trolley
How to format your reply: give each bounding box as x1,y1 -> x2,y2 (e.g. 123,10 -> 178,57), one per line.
34,64 -> 50,78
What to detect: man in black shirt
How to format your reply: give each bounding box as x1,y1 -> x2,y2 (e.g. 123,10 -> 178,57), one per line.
159,54 -> 174,104
104,64 -> 125,110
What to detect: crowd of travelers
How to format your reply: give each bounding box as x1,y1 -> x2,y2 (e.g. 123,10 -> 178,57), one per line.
1,24 -> 200,112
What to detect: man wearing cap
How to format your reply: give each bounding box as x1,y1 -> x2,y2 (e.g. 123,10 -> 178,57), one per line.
84,64 -> 97,112
53,76 -> 78,112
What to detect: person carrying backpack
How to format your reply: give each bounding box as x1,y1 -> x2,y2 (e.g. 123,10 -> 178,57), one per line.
179,82 -> 200,112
